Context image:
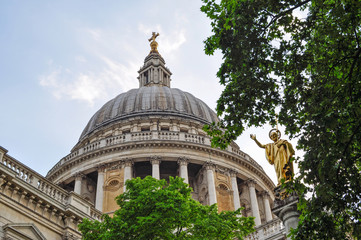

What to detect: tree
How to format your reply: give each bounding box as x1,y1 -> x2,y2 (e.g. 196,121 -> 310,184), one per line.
79,176 -> 254,240
201,0 -> 361,239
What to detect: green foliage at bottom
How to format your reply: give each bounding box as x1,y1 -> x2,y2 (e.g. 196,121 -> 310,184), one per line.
79,176 -> 255,240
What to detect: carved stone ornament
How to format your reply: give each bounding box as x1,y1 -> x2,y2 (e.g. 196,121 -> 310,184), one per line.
108,161 -> 123,171
215,166 -> 229,175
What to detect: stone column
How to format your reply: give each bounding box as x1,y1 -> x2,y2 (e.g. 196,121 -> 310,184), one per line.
246,179 -> 261,226
262,191 -> 273,222
73,172 -> 84,195
123,159 -> 133,192
204,162 -> 217,205
229,170 -> 241,210
150,156 -> 161,180
177,157 -> 189,184
95,165 -> 106,211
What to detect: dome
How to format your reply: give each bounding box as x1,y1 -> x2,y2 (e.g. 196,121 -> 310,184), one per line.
80,86 -> 219,140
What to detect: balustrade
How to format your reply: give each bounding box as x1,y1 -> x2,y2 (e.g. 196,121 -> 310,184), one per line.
184,134 -> 204,144
106,134 -> 126,146
158,131 -> 179,140
83,141 -> 101,153
90,208 -> 102,221
1,154 -> 71,205
2,156 -> 35,185
244,218 -> 285,240
131,132 -> 152,141
48,130 -> 260,177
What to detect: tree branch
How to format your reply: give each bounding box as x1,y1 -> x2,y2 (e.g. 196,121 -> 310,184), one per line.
265,0 -> 311,30
343,122 -> 361,157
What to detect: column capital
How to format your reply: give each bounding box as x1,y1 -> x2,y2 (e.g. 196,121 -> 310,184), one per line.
73,172 -> 86,180
149,155 -> 162,165
177,156 -> 189,166
245,178 -> 257,188
260,190 -> 270,198
228,169 -> 238,177
123,158 -> 134,167
96,164 -> 107,172
203,161 -> 216,171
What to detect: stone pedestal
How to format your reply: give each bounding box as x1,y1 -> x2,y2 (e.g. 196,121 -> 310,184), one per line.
272,187 -> 300,240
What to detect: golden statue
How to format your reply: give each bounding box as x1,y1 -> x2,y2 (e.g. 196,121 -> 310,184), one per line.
148,32 -> 160,54
250,129 -> 295,185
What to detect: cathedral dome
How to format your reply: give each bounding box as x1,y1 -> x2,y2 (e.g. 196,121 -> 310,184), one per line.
46,35 -> 276,226
79,86 -> 219,141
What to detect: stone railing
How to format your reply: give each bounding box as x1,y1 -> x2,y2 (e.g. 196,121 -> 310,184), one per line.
90,208 -> 103,220
184,133 -> 205,144
83,141 -> 101,153
132,131 -> 153,141
158,131 -> 180,140
38,178 -> 69,204
1,154 -> 38,187
106,134 -> 126,146
0,148 -> 100,220
48,130 -> 264,176
244,218 -> 285,240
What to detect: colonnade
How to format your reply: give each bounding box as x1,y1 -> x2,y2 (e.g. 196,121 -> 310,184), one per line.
72,158 -> 273,226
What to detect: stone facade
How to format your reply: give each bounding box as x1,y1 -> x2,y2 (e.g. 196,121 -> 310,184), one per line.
0,146 -> 102,239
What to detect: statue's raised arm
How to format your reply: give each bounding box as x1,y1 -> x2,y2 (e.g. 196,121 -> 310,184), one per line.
251,129 -> 295,186
250,134 -> 265,149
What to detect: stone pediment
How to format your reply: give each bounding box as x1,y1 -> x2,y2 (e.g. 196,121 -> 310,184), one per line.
2,223 -> 46,240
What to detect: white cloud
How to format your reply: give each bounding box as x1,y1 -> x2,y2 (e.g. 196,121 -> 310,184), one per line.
87,28 -> 102,42
40,15 -> 187,107
39,57 -> 138,106
75,55 -> 86,62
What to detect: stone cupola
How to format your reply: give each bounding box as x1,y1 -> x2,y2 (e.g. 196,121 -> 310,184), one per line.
137,32 -> 172,88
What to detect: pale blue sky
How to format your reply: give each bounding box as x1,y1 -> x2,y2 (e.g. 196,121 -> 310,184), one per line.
0,0 -> 298,184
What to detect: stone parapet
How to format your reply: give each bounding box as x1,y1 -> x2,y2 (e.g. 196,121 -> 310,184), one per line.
244,218 -> 286,240
47,129 -> 263,179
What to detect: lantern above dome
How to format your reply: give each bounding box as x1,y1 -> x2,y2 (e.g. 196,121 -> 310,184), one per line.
137,32 -> 172,88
